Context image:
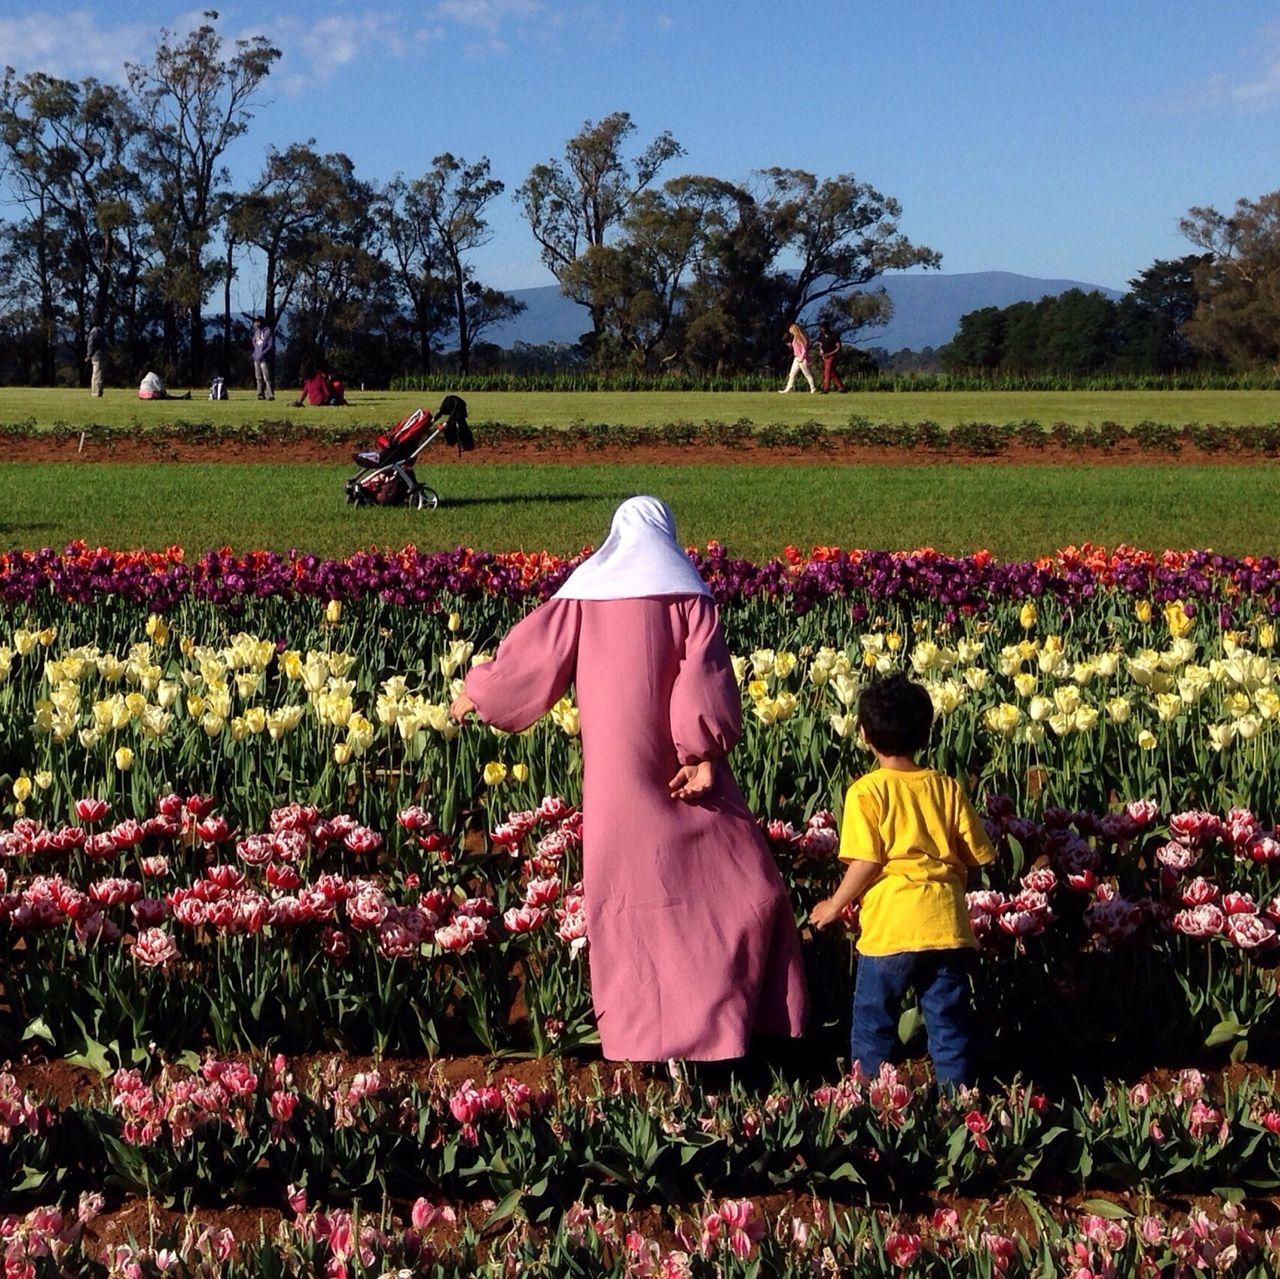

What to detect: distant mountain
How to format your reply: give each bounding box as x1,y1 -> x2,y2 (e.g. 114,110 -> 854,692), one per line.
483,270 -> 1124,354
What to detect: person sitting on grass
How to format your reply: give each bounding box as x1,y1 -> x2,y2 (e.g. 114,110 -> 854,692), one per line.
293,365 -> 347,407
137,370 -> 191,401
809,674 -> 996,1088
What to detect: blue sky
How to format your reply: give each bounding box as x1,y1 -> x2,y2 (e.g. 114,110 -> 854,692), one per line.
2,1 -> 1278,294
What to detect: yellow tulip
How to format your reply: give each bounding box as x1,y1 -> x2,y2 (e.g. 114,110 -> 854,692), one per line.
1259,623 -> 1275,650
12,775 -> 32,803
333,741 -> 352,765
483,761 -> 508,786
1137,729 -> 1158,750
512,763 -> 530,783
1012,672 -> 1037,698
1207,723 -> 1234,752
114,746 -> 134,771
1134,599 -> 1153,624
1019,601 -> 1037,630
1164,601 -> 1194,639
325,599 -> 343,624
33,770 -> 51,791
982,703 -> 1023,737
448,611 -> 462,633
145,614 -> 169,646
1106,696 -> 1132,724
13,629 -> 36,656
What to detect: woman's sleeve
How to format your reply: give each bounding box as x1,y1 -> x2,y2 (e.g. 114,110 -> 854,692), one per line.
669,596 -> 742,764
464,599 -> 581,732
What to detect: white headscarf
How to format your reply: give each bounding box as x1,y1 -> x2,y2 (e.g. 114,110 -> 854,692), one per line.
552,496 -> 711,600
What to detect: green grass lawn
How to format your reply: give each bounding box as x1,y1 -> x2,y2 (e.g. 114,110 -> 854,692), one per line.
2,461 -> 1277,561
4,385 -> 1280,431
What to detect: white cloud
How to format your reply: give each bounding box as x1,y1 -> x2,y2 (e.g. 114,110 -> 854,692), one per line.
433,0 -> 545,34
1232,57 -> 1280,104
0,9 -> 155,80
1180,22 -> 1280,112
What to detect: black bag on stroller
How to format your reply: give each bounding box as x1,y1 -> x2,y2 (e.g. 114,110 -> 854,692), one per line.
344,397 -> 469,509
437,394 -> 473,453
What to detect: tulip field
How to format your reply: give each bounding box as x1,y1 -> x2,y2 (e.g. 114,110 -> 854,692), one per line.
11,534 -> 1280,1272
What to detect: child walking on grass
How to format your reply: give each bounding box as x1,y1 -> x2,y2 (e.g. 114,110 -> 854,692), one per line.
809,674 -> 996,1086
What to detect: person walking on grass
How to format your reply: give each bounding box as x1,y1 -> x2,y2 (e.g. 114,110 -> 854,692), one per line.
809,674 -> 996,1087
86,324 -> 107,397
818,323 -> 847,393
779,322 -> 817,393
449,496 -> 809,1065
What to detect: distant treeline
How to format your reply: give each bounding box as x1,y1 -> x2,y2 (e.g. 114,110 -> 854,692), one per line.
1,12 -> 1277,389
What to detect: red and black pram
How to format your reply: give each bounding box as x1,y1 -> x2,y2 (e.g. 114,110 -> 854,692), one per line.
344,395 -> 471,509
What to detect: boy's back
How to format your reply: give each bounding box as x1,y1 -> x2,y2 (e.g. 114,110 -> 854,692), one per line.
840,765 -> 995,955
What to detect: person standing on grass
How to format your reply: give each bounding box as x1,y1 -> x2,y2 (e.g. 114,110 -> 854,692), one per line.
809,675 -> 995,1087
449,496 -> 809,1065
818,323 -> 847,393
251,316 -> 275,401
86,324 -> 107,397
779,323 -> 817,393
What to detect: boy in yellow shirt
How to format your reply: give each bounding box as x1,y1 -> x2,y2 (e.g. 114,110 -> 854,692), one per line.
810,674 -> 996,1086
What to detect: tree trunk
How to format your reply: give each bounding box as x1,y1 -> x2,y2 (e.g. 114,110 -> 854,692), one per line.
221,239 -> 234,379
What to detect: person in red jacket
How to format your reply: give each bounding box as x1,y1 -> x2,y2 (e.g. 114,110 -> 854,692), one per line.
293,366 -> 347,406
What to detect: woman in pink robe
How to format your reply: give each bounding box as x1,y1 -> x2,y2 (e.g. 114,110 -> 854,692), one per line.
451,497 -> 808,1061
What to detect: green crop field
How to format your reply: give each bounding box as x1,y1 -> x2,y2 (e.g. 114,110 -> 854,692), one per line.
2,460 -> 1277,561
3,385 -> 1280,432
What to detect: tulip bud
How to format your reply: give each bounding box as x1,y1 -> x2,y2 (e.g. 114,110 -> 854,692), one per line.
448,612 -> 462,633
325,599 -> 342,624
12,775 -> 32,803
1019,601 -> 1037,630
114,747 -> 135,771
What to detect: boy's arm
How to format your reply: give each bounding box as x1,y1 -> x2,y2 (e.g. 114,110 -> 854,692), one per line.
810,858 -> 880,929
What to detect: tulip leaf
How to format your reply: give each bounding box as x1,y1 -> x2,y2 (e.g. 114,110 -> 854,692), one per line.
1204,1018 -> 1246,1047
897,1004 -> 925,1045
1078,1198 -> 1130,1219
21,1017 -> 54,1045
484,1188 -> 524,1228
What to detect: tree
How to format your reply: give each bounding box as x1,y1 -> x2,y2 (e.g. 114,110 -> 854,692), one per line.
515,112 -> 683,337
1116,255 -> 1209,371
0,70 -> 141,383
127,10 -> 280,380
757,168 -> 941,326
676,170 -> 938,374
1179,193 -> 1280,368
943,306 -> 1006,371
378,174 -> 453,375
558,184 -> 705,367
417,154 -> 523,375
276,152 -> 396,384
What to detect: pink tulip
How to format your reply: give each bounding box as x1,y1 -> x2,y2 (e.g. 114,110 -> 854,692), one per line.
74,798 -> 111,824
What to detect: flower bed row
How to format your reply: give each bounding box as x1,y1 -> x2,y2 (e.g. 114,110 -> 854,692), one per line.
4,541 -> 1280,615
5,1191 -> 1274,1279
6,794 -> 1280,1067
9,594 -> 1280,825
6,1054 -> 1280,1211
18,413 -> 1280,458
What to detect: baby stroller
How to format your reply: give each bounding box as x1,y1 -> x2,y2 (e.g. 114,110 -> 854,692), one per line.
344,397 -> 471,510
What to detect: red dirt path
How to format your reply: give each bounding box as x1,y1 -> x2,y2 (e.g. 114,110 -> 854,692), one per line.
5,434 -> 1275,467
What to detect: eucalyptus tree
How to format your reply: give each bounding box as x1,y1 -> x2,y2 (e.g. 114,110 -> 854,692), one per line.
0,69 -> 141,381
127,10 -> 280,379
516,112 -> 683,339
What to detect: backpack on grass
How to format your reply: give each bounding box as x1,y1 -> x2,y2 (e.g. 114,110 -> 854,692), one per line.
209,377 -> 228,401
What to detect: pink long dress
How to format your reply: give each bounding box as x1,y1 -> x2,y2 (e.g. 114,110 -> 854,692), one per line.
465,594 -> 809,1061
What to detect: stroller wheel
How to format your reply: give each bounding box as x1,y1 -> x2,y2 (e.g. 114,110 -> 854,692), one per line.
411,486 -> 439,510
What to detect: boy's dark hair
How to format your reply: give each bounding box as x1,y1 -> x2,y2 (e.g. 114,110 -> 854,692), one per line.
857,674 -> 933,756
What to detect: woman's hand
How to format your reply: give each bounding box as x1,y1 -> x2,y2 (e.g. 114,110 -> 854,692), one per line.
449,690 -> 476,723
668,758 -> 715,801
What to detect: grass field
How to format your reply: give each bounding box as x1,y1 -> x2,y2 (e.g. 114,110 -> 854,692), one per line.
4,386 -> 1280,431
3,461 -> 1277,560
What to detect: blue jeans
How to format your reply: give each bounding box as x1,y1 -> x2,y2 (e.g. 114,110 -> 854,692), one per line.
851,949 -> 976,1087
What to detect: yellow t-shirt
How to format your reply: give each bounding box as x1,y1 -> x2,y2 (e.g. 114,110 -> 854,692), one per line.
839,766 -> 996,956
